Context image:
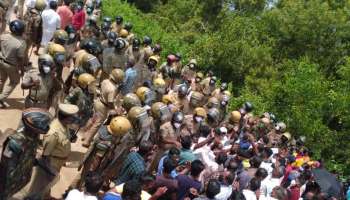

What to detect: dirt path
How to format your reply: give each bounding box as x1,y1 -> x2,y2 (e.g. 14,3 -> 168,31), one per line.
0,9 -> 87,199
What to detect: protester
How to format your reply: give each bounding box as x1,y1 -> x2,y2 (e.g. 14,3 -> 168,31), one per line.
41,1 -> 61,48
57,0 -> 73,29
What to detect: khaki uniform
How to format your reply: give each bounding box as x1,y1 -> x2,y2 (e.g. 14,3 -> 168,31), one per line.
174,96 -> 191,115
22,69 -> 54,108
0,33 -> 26,101
80,25 -> 100,40
125,46 -> 144,65
27,119 -> 71,199
111,22 -> 122,34
16,0 -> 25,19
83,79 -> 118,146
141,45 -> 153,62
182,115 -> 200,136
211,88 -> 224,100
23,8 -> 42,56
0,0 -> 9,34
101,47 -> 127,80
181,66 -> 196,82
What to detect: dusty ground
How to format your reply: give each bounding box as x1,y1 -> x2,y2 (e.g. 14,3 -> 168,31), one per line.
0,56 -> 88,200
0,10 -> 87,199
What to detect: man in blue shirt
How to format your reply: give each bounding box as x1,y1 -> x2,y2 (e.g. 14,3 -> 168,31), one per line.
157,147 -> 180,178
121,58 -> 137,95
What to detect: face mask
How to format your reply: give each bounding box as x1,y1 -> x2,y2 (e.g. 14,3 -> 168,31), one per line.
173,122 -> 181,129
189,63 -> 195,70
195,116 -> 203,123
69,33 -> 75,39
195,78 -> 201,83
43,66 -> 51,74
210,80 -> 216,85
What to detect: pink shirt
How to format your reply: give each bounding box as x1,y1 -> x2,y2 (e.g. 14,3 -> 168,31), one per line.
57,5 -> 73,29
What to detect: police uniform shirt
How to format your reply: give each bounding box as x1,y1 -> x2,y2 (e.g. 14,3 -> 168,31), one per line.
42,118 -> 71,159
22,69 -> 53,101
100,79 -> 117,105
0,33 -> 26,66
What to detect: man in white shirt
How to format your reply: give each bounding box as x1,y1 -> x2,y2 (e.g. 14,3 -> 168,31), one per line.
242,178 -> 261,200
65,172 -> 103,200
40,0 -> 60,48
260,166 -> 284,199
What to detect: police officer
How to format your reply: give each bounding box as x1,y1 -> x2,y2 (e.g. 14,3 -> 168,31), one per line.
0,0 -> 9,34
202,76 -> 217,102
189,91 -> 205,113
192,72 -> 204,92
183,107 -> 206,136
21,54 -> 55,109
153,77 -> 166,101
101,38 -> 127,80
102,31 -> 117,48
141,35 -> 153,62
212,82 -> 228,100
150,102 -> 172,138
124,22 -> 134,43
136,86 -> 156,106
126,37 -> 144,65
159,111 -> 184,150
26,104 -> 79,199
173,84 -> 190,115
181,59 -> 197,83
47,43 -> 67,82
65,73 -> 95,127
23,0 -> 45,56
160,54 -> 177,89
82,69 -> 124,147
153,111 -> 185,170
0,108 -> 52,200
122,92 -> 142,113
0,20 -> 27,108
65,25 -> 79,61
112,15 -> 123,34
207,107 -> 221,128
78,116 -> 132,188
220,110 -> 241,136
128,106 -> 154,144
80,16 -> 100,40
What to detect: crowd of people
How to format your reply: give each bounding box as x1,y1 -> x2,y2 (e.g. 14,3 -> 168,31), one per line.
0,0 -> 346,200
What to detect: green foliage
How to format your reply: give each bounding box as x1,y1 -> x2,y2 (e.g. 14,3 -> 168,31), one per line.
103,0 -> 350,177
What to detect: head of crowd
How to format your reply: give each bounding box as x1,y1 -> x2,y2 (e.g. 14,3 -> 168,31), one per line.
0,0 -> 346,200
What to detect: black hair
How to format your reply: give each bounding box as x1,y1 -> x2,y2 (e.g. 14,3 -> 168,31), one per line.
168,147 -> 180,157
181,135 -> 192,150
227,160 -> 239,173
249,156 -> 263,168
216,152 -> 228,165
226,171 -> 236,185
49,1 -> 58,9
163,158 -> 176,174
139,173 -> 155,185
237,149 -> 253,159
206,179 -> 221,198
262,135 -> 270,144
63,0 -> 71,6
85,171 -> 103,194
262,147 -> 273,158
190,160 -> 205,177
249,177 -> 261,191
198,123 -> 211,137
122,180 -> 142,199
138,141 -> 153,157
255,168 -> 268,180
